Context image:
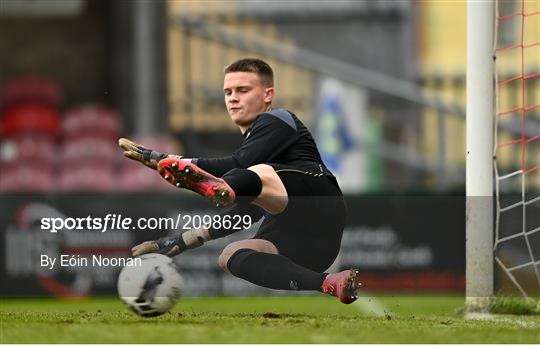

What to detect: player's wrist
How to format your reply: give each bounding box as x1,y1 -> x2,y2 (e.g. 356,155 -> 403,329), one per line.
181,226 -> 211,249
143,150 -> 168,163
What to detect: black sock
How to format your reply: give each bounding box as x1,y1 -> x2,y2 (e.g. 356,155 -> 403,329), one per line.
227,249 -> 327,291
222,168 -> 262,203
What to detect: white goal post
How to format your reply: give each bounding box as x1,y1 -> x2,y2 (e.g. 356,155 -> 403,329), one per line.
466,0 -> 495,310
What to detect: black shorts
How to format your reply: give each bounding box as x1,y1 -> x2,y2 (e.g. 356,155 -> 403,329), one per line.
253,165 -> 347,272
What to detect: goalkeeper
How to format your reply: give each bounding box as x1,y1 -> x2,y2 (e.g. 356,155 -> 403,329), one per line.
119,58 -> 361,304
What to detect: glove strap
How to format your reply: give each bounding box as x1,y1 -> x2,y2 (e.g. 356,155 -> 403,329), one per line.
143,150 -> 168,162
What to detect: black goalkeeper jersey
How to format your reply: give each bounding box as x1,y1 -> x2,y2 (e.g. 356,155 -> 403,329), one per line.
195,108 -> 333,178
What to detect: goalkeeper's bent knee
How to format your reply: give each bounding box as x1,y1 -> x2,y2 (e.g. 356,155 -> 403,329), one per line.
222,168 -> 262,203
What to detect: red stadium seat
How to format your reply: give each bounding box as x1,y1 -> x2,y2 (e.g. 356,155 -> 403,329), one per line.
58,160 -> 116,192
56,104 -> 122,193
1,103 -> 59,137
60,135 -> 117,163
62,104 -> 119,139
0,75 -> 61,107
0,135 -> 56,164
0,163 -> 55,193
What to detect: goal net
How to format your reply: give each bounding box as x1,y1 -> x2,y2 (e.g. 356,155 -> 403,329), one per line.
493,0 -> 540,299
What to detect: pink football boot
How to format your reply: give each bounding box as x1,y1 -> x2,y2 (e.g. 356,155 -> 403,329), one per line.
321,269 -> 362,304
157,157 -> 235,207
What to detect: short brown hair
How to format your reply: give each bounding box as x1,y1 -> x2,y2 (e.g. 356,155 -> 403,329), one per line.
224,58 -> 274,87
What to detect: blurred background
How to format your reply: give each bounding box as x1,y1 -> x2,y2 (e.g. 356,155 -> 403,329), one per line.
0,0 -> 538,299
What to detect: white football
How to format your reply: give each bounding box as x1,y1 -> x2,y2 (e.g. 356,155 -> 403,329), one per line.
117,253 -> 183,317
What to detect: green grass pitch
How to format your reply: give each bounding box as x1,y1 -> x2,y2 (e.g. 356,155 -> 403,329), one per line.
1,296 -> 539,343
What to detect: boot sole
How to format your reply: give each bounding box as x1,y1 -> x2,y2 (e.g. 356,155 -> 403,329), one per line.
341,268 -> 362,304
157,158 -> 234,206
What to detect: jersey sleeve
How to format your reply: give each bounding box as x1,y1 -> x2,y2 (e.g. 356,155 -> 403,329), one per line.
197,113 -> 297,176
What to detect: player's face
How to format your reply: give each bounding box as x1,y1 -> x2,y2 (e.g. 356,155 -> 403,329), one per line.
223,72 -> 274,131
